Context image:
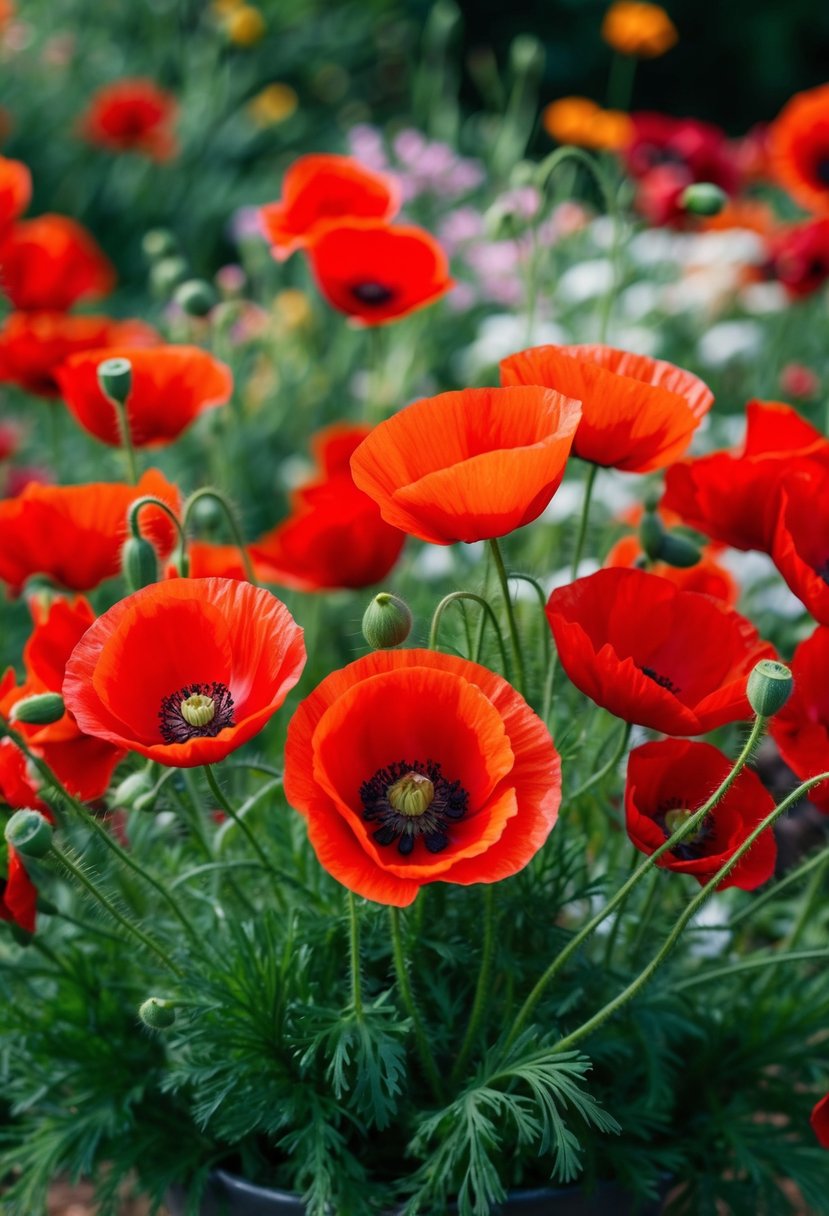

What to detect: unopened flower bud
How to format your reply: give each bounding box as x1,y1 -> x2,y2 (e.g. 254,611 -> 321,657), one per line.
150,256 -> 188,298
11,692 -> 65,725
113,770 -> 155,809
97,357 -> 132,407
5,809 -> 53,859
680,182 -> 728,217
362,593 -> 412,649
484,200 -> 527,242
142,228 -> 178,261
510,33 -> 544,77
122,535 -> 159,592
638,510 -> 665,562
747,659 -> 793,718
656,533 -> 702,569
138,997 -> 176,1030
174,278 -> 217,318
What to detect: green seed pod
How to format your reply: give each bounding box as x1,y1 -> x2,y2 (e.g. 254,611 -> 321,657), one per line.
362,593 -> 413,650
638,510 -> 665,562
11,692 -> 65,725
747,659 -> 793,718
112,770 -> 155,809
150,256 -> 188,298
655,532 -> 702,569
5,809 -> 54,859
122,535 -> 159,592
680,182 -> 728,217
97,357 -> 132,407
174,278 -> 217,318
141,228 -> 178,261
138,997 -> 176,1030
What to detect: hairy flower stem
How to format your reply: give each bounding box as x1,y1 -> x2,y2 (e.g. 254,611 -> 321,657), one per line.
182,488 -> 257,585
348,892 -> 364,1018
203,765 -> 274,874
112,399 -> 140,485
728,841 -> 829,930
129,496 -> 188,570
428,591 -> 510,673
755,850 -> 829,999
488,537 -> 526,696
673,947 -> 829,992
570,462 -> 599,581
389,907 -> 445,1103
450,885 -> 496,1086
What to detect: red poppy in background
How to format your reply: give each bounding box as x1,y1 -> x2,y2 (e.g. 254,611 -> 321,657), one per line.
168,542 -> 249,582
259,154 -> 401,260
624,113 -> 738,225
0,737 -> 50,934
307,221 -> 453,325
0,469 -> 181,595
64,578 -> 306,768
771,465 -> 829,624
0,215 -> 115,311
79,78 -> 178,161
0,846 -> 38,934
770,83 -> 829,216
770,625 -> 829,813
605,506 -> 738,605
500,344 -> 712,473
766,218 -> 829,298
251,423 -> 406,590
284,648 -> 560,907
625,739 -> 776,890
663,400 -> 829,553
0,312 -> 159,397
0,156 -> 30,233
56,345 -> 233,448
546,568 -> 775,735
350,387 -> 581,545
812,1095 -> 829,1148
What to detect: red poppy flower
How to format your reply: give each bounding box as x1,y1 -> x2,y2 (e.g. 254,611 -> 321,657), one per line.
812,1094 -> 829,1148
0,734 -> 48,815
306,221 -> 453,326
56,345 -> 233,448
259,154 -> 401,260
663,400 -> 829,553
0,469 -> 181,595
0,312 -> 159,397
0,215 -> 115,312
0,736 -> 49,934
605,534 -> 738,605
625,113 -> 739,191
771,465 -> 829,624
546,568 -> 776,735
0,846 -> 38,934
770,84 -> 829,216
769,625 -> 829,813
168,542 -> 250,582
63,578 -> 306,768
500,344 -> 712,473
283,648 -> 560,907
79,78 -> 178,161
0,155 -> 30,234
766,218 -> 829,298
251,423 -> 406,590
625,739 -> 776,890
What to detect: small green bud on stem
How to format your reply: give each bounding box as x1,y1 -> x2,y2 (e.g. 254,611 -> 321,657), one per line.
139,997 -> 176,1030
362,593 -> 413,649
11,692 -> 65,725
97,357 -> 132,408
5,809 -> 53,859
747,659 -> 793,718
121,535 -> 159,592
680,182 -> 728,217
174,279 -> 217,318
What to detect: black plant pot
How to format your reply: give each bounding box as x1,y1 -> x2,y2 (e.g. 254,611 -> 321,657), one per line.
166,1169 -> 663,1215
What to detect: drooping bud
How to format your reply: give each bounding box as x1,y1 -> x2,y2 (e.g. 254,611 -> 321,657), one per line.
509,33 -> 545,77
141,228 -> 178,261
121,535 -> 159,592
362,593 -> 413,649
680,182 -> 728,218
11,692 -> 65,725
112,769 -> 155,809
97,357 -> 132,408
656,533 -> 702,569
5,809 -> 53,859
174,278 -> 217,318
638,510 -> 665,562
747,659 -> 793,718
138,997 -> 176,1030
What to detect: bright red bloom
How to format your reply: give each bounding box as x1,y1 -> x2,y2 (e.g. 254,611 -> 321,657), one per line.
0,846 -> 38,934
771,465 -> 829,624
350,387 -> 580,545
812,1094 -> 829,1148
500,343 -> 712,473
259,154 -> 401,260
770,84 -> 829,216
546,568 -> 776,735
766,218 -> 829,298
284,649 -> 560,907
307,221 -> 453,326
663,400 -> 829,553
0,155 -> 30,233
770,625 -> 829,813
170,542 -> 250,582
780,363 -> 820,400
80,78 -> 178,161
0,420 -> 20,461
251,423 -> 406,590
0,737 -> 49,934
624,113 -> 738,224
0,469 -> 181,595
625,739 -> 776,890
0,312 -> 159,397
0,735 -> 48,814
64,578 -> 306,768
56,345 -> 233,448
0,215 -> 115,312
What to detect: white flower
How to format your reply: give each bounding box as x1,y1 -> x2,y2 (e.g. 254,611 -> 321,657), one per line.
697,320 -> 763,367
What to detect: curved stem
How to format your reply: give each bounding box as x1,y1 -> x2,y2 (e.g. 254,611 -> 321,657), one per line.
509,573 -> 552,665
203,765 -> 272,872
348,892 -> 363,1018
628,867 -> 662,955
488,538 -> 526,696
729,842 -> 829,929
389,907 -> 444,1103
568,720 -> 632,803
182,488 -> 257,585
673,947 -> 829,993
570,463 -> 599,581
129,496 -> 188,568
536,146 -> 616,214
450,885 -> 496,1086
428,591 -> 510,673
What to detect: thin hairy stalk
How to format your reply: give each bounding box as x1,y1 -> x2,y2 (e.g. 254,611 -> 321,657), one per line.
450,885 -> 496,1085
389,907 -> 444,1103
348,892 -> 364,1017
488,537 -> 526,696
182,487 -> 257,584
203,765 -> 273,872
673,947 -> 829,992
428,591 -> 510,673
570,463 -> 599,581
729,842 -> 829,928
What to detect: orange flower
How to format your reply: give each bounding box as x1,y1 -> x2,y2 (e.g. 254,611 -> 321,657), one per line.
64,578 -> 306,768
0,215 -> 115,311
601,2 -> 678,58
283,649 -> 560,906
79,78 -> 178,161
307,221 -> 453,326
500,344 -> 712,473
770,83 -> 829,215
0,312 -> 159,397
259,153 -> 401,260
56,345 -> 233,448
542,97 -> 633,151
350,386 -> 581,545
0,155 -> 30,234
0,469 -> 181,594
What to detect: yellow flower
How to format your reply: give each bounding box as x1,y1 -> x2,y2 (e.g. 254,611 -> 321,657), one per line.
274,289 -> 312,331
542,97 -> 633,150
591,108 -> 634,150
601,2 -> 678,58
225,5 -> 265,46
247,83 -> 299,126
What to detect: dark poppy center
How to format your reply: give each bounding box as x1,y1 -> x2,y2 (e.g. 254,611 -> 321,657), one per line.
360,759 -> 468,857
814,155 -> 829,186
158,681 -> 235,744
350,281 -> 395,306
814,560 -> 829,587
656,798 -> 712,860
640,665 -> 681,695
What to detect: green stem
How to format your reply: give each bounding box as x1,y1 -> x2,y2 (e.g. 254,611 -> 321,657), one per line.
606,51 -> 637,113
488,538 -> 526,696
348,892 -> 363,1018
389,907 -> 444,1103
182,488 -> 257,585
729,842 -> 829,929
129,496 -> 188,572
673,947 -> 829,993
203,765 -> 273,873
628,867 -> 662,955
113,400 -> 140,485
450,886 -> 496,1085
428,591 -> 510,674
570,463 -> 599,581
568,720 -> 632,803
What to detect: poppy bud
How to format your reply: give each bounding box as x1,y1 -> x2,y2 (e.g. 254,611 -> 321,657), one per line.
747,659 -> 793,718
11,692 -> 65,725
138,997 -> 176,1030
112,769 -> 155,809
5,809 -> 53,859
122,535 -> 159,592
362,593 -> 412,649
484,199 -> 528,241
680,182 -> 728,217
97,357 -> 132,407
174,278 -> 217,318
150,256 -> 188,298
142,228 -> 177,261
656,533 -> 702,569
509,34 -> 544,77
638,510 -> 665,562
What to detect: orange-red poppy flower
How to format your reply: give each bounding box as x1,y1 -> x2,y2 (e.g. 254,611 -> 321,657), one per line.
500,344 -> 712,473
283,648 -> 560,906
0,155 -> 30,234
771,465 -> 829,625
812,1094 -> 829,1148
56,345 -> 233,448
542,98 -> 633,151
601,2 -> 678,58
767,218 -> 829,298
168,542 -> 250,582
0,469 -> 181,595
770,83 -> 829,216
64,578 -> 306,768
546,568 -> 776,735
306,221 -> 453,326
0,215 -> 115,312
0,842 -> 38,934
625,739 -> 776,890
259,153 -> 401,260
605,506 -> 738,605
769,625 -> 829,813
251,423 -> 406,590
79,78 -> 178,161
0,312 -> 159,397
663,400 -> 829,553
350,387 -> 581,545
0,736 -> 49,933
